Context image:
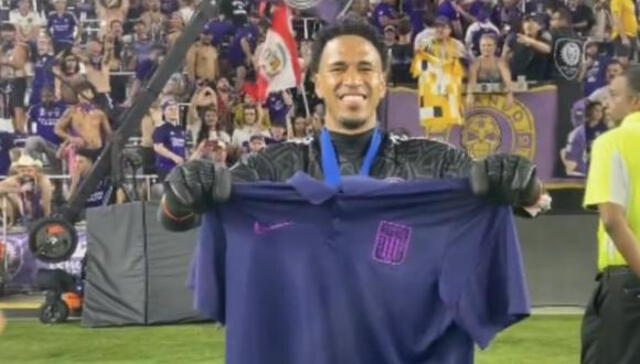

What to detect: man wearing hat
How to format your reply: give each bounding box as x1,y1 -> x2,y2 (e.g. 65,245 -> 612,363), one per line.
0,154 -> 53,226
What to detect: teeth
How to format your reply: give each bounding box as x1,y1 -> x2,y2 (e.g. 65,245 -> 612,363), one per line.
341,95 -> 365,101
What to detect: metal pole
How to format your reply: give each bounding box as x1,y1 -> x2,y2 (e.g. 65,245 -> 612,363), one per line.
299,82 -> 311,119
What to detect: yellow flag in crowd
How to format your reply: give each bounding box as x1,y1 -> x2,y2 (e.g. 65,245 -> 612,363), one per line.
411,37 -> 465,135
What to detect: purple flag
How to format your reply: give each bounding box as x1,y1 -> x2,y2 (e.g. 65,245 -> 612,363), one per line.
385,86 -> 559,181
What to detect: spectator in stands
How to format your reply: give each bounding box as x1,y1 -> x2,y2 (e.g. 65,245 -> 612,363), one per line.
30,33 -> 57,105
55,82 -> 112,195
166,11 -> 185,49
231,104 -> 271,149
123,19 -> 154,69
502,14 -> 551,81
187,85 -> 217,138
152,100 -> 186,180
568,0 -> 595,36
591,0 -> 613,45
436,0 -> 463,37
467,33 -> 514,107
106,19 -> 128,104
227,14 -> 259,70
268,123 -> 287,144
588,60 -> 625,104
610,0 -> 637,58
491,0 -> 523,36
583,41 -> 612,97
125,44 -> 164,106
389,17 -> 414,85
464,5 -> 500,58
0,23 -> 29,134
177,0 -> 196,23
0,155 -> 53,227
186,30 -> 219,86
203,12 -> 234,49
371,0 -> 398,33
9,0 -> 43,43
383,24 -> 397,47
78,36 -> 116,115
190,138 -> 228,167
560,101 -> 608,176
95,0 -> 130,35
264,90 -> 293,131
139,98 -> 162,175
215,76 -> 235,128
288,114 -> 310,140
47,0 -> 80,54
53,50 -> 86,105
248,134 -> 266,155
140,0 -> 168,41
160,0 -> 179,16
25,87 -> 66,173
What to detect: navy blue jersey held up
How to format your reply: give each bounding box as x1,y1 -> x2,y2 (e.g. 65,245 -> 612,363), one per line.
190,173 -> 530,364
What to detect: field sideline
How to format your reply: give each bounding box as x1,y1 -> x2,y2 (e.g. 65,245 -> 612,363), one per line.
0,315 -> 581,364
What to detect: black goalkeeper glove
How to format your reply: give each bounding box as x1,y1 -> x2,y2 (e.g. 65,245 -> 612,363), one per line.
469,154 -> 541,208
159,160 -> 232,231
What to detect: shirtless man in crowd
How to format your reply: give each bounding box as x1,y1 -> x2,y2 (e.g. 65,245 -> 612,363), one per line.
185,30 -> 219,86
0,23 -> 29,133
54,82 -> 112,195
54,51 -> 87,105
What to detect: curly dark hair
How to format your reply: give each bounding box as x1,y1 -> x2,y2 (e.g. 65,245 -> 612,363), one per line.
309,16 -> 388,75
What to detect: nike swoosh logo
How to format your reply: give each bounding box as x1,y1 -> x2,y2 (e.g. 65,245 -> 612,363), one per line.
253,221 -> 293,235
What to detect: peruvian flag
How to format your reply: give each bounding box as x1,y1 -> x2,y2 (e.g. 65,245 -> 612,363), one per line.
256,5 -> 302,102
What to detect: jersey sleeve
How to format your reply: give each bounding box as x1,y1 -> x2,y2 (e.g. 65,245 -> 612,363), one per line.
188,211 -> 227,322
439,206 -> 530,349
583,132 -> 629,209
152,126 -> 165,145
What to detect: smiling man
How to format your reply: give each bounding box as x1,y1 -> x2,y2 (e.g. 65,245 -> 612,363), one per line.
160,17 -> 545,230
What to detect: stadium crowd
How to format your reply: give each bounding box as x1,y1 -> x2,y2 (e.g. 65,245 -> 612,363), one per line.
0,0 -> 637,227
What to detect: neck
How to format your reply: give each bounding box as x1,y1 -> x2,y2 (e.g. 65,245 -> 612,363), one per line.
328,128 -> 376,160
325,117 -> 377,136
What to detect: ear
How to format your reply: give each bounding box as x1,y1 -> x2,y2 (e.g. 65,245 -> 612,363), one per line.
379,72 -> 387,99
313,73 -> 324,99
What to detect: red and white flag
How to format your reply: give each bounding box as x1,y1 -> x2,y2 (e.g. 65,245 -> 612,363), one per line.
256,5 -> 302,102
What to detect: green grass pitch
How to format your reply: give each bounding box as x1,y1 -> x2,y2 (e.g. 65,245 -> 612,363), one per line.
0,315 -> 580,364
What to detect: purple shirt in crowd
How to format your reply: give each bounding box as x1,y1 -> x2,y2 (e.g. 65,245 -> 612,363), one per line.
153,122 -> 186,175
28,101 -> 67,145
564,122 -> 609,175
264,92 -> 289,127
204,19 -> 236,47
190,174 -> 530,364
227,23 -> 259,67
47,12 -> 77,44
372,2 -> 397,32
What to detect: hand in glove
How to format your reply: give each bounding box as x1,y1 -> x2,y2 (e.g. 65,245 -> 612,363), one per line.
160,159 -> 232,231
470,154 -> 551,216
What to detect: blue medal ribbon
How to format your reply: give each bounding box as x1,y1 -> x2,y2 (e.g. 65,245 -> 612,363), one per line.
320,127 -> 383,189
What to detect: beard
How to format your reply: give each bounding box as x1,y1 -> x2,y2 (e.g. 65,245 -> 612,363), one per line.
339,118 -> 367,130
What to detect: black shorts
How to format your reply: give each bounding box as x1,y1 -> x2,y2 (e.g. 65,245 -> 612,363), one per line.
8,77 -> 26,110
581,266 -> 640,364
76,147 -> 104,162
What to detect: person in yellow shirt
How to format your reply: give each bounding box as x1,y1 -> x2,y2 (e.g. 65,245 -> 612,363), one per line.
610,0 -> 637,58
581,65 -> 640,364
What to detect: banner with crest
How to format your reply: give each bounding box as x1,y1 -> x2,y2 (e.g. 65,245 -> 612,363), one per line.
385,86 -> 559,181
